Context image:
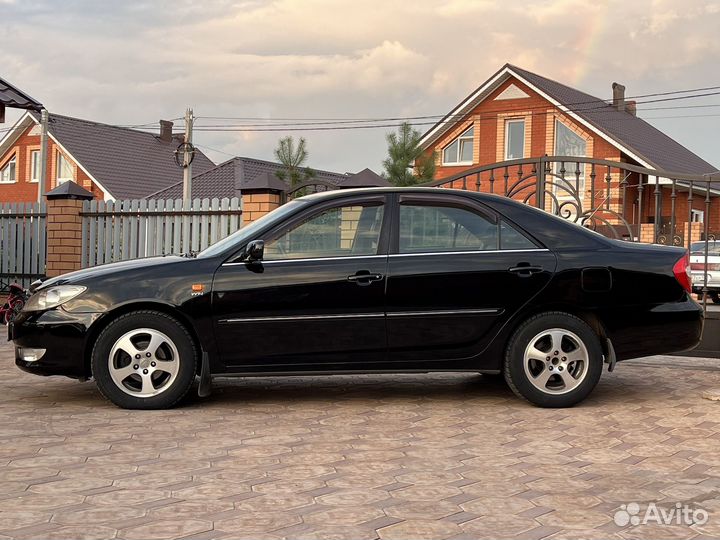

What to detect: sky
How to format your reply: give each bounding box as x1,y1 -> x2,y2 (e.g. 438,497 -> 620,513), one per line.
1,0 -> 719,175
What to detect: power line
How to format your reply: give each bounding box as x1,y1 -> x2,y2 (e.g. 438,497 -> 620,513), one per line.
195,84 -> 720,123
188,91 -> 720,130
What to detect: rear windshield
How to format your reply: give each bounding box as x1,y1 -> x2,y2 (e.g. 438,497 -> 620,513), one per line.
690,241 -> 720,254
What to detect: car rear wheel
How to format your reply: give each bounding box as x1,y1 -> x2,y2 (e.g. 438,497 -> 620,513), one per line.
91,311 -> 197,409
504,312 -> 603,407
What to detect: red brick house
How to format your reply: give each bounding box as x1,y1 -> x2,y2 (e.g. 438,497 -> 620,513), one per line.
0,112 -> 215,202
419,64 -> 719,241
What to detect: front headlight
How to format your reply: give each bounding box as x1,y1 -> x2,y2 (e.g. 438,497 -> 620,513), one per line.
23,285 -> 87,311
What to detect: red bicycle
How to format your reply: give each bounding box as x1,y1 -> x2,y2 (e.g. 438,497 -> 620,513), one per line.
0,282 -> 28,325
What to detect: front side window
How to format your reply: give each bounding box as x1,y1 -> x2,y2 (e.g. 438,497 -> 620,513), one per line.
264,203 -> 385,260
0,155 -> 16,183
30,150 -> 41,182
442,126 -> 474,164
56,153 -> 73,184
505,119 -> 525,160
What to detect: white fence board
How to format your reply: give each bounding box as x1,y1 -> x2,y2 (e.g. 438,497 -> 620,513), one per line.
81,197 -> 242,268
0,202 -> 47,288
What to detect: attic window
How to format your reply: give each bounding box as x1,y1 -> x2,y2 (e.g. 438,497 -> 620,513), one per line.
56,153 -> 73,184
442,126 -> 474,165
0,155 -> 16,184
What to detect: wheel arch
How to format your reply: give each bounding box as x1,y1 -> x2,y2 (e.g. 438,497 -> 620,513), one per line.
484,303 -> 610,371
82,301 -> 203,379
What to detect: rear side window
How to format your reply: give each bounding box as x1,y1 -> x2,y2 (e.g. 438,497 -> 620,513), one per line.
398,204 -> 536,254
500,220 -> 537,249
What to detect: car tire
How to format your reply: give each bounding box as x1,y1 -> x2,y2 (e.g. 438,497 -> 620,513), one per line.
504,312 -> 603,408
91,310 -> 197,410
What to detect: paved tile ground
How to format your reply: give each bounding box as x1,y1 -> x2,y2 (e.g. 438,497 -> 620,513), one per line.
0,345 -> 719,540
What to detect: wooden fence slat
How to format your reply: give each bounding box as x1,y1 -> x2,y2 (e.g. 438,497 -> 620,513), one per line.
38,202 -> 46,279
104,200 -> 113,264
229,197 -> 240,236
220,198 -> 230,241
81,201 -> 89,268
209,198 -> 220,245
9,204 -> 17,278
98,200 -> 108,265
200,198 -> 210,251
111,200 -> 120,262
23,203 -> 31,279
139,199 -> 149,258
164,199 -> 173,255
129,200 -> 139,259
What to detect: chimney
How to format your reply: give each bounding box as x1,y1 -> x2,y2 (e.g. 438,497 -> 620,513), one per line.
159,120 -> 173,142
612,82 -> 626,112
626,100 -> 637,116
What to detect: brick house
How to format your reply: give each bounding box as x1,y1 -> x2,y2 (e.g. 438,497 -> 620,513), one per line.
419,64 -> 719,239
0,112 -> 215,202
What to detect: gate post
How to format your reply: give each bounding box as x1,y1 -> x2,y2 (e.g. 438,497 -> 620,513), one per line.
45,182 -> 94,277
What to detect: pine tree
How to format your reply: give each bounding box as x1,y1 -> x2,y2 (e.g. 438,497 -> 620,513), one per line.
382,123 -> 436,186
274,136 -> 316,188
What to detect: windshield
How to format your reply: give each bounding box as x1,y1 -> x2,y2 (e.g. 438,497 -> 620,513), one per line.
197,200 -> 305,258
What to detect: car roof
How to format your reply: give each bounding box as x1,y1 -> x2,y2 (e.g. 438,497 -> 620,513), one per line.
297,186 -> 509,203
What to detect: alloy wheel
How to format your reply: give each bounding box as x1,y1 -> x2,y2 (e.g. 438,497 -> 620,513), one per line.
108,328 -> 180,398
523,328 -> 589,395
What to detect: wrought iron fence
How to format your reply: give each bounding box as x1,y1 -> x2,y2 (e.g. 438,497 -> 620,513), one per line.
426,156 -> 720,309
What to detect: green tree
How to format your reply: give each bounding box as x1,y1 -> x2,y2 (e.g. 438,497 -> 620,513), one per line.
382,122 -> 436,186
274,136 -> 316,188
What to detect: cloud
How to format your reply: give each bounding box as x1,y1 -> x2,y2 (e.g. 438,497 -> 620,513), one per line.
1,0 -> 719,173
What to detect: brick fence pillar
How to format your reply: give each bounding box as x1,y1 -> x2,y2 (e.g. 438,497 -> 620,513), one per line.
45,182 -> 94,277
242,190 -> 283,225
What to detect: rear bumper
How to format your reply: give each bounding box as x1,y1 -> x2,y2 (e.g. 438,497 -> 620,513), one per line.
11,308 -> 100,379
608,296 -> 704,361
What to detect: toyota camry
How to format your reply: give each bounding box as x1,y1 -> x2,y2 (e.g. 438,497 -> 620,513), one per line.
12,188 -> 703,409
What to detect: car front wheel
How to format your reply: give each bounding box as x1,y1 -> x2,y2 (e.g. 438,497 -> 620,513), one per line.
504,312 -> 603,408
91,310 -> 197,409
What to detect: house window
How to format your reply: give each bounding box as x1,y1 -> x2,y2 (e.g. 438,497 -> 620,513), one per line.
505,119 -> 525,160
56,153 -> 73,184
691,209 -> 704,223
0,155 -> 17,183
30,150 -> 41,183
554,119 -> 587,193
442,126 -> 474,165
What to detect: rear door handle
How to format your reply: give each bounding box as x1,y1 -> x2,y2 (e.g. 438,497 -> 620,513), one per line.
347,271 -> 384,286
509,265 -> 543,277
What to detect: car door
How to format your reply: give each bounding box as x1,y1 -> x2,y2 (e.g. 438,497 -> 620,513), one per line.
385,193 -> 556,364
212,194 -> 390,370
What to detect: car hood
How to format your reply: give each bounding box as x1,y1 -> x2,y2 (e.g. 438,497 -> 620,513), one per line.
35,256 -> 189,290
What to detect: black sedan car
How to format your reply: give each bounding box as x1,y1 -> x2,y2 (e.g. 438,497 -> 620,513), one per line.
13,188 -> 702,409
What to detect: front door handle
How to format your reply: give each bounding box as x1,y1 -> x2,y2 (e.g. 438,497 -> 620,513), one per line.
348,271 -> 384,286
509,264 -> 543,277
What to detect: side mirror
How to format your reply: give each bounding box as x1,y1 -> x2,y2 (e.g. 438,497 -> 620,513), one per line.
244,239 -> 265,262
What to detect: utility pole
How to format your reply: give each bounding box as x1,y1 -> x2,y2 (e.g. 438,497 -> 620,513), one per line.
38,109 -> 49,204
182,108 -> 193,201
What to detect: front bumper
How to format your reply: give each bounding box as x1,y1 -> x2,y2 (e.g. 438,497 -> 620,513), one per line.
12,308 -> 100,379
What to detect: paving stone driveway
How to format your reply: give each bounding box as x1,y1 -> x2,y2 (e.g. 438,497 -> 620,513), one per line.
0,346 -> 719,540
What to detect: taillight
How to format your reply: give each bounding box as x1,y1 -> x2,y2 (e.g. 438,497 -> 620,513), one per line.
673,252 -> 692,293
